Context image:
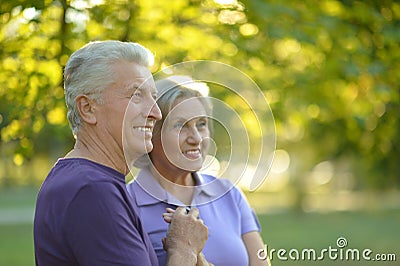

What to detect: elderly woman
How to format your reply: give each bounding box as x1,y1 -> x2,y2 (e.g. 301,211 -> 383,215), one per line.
127,77 -> 269,266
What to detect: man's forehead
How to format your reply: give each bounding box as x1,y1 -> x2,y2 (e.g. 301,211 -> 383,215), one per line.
112,61 -> 154,83
125,79 -> 156,91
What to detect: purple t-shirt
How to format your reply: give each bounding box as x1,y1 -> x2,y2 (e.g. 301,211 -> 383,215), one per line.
127,168 -> 261,266
34,158 -> 158,266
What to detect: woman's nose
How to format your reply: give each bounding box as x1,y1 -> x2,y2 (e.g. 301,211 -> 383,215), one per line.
187,127 -> 202,144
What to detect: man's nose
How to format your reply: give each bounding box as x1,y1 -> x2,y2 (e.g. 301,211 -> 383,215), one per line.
147,99 -> 162,121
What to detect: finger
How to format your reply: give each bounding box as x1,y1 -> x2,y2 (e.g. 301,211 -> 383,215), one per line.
165,207 -> 175,213
188,207 -> 200,218
174,206 -> 187,216
162,237 -> 167,251
162,213 -> 173,223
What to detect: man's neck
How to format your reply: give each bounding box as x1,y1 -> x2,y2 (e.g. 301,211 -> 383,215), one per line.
66,135 -> 128,175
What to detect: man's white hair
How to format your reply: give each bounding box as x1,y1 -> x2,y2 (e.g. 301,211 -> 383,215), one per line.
63,40 -> 154,135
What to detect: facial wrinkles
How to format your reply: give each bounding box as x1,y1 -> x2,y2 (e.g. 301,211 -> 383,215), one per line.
125,84 -> 159,140
167,99 -> 209,166
111,62 -> 159,165
181,119 -> 209,158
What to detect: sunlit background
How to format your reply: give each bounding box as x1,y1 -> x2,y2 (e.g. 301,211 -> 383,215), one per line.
0,0 -> 399,265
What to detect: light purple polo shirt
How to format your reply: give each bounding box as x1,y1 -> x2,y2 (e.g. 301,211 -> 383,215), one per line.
127,167 -> 261,266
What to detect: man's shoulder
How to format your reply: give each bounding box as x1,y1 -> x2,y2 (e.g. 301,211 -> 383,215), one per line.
40,158 -> 124,199
53,158 -> 123,181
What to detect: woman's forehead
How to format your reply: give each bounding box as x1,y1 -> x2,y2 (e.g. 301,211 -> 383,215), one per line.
168,98 -> 207,120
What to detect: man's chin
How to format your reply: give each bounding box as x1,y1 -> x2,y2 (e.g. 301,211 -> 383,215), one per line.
144,142 -> 153,153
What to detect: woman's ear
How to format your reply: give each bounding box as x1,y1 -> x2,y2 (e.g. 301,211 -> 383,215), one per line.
76,95 -> 97,125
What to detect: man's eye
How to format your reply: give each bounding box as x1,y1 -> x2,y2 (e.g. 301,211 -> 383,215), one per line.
128,91 -> 142,100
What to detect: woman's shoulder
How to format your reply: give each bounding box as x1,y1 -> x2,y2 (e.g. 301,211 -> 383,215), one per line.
197,172 -> 243,197
198,173 -> 233,186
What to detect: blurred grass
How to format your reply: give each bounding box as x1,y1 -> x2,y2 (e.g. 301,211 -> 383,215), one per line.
0,187 -> 37,266
0,223 -> 34,265
259,210 -> 399,265
0,187 -> 399,265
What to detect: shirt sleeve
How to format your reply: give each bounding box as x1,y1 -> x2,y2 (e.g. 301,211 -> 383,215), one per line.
63,182 -> 152,266
232,186 -> 261,235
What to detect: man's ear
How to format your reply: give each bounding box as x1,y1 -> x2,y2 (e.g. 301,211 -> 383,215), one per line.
76,95 -> 97,125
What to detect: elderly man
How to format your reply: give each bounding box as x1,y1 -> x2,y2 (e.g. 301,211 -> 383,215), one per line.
34,40 -> 208,266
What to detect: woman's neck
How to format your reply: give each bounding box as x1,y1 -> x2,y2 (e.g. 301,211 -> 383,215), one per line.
149,164 -> 195,205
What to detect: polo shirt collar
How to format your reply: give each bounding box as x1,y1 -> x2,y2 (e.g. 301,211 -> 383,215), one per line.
134,167 -> 225,207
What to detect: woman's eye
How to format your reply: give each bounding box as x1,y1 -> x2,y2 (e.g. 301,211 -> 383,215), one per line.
174,123 -> 184,129
197,120 -> 207,128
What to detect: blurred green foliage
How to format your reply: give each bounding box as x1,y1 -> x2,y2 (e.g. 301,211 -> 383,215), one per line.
0,0 -> 399,192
